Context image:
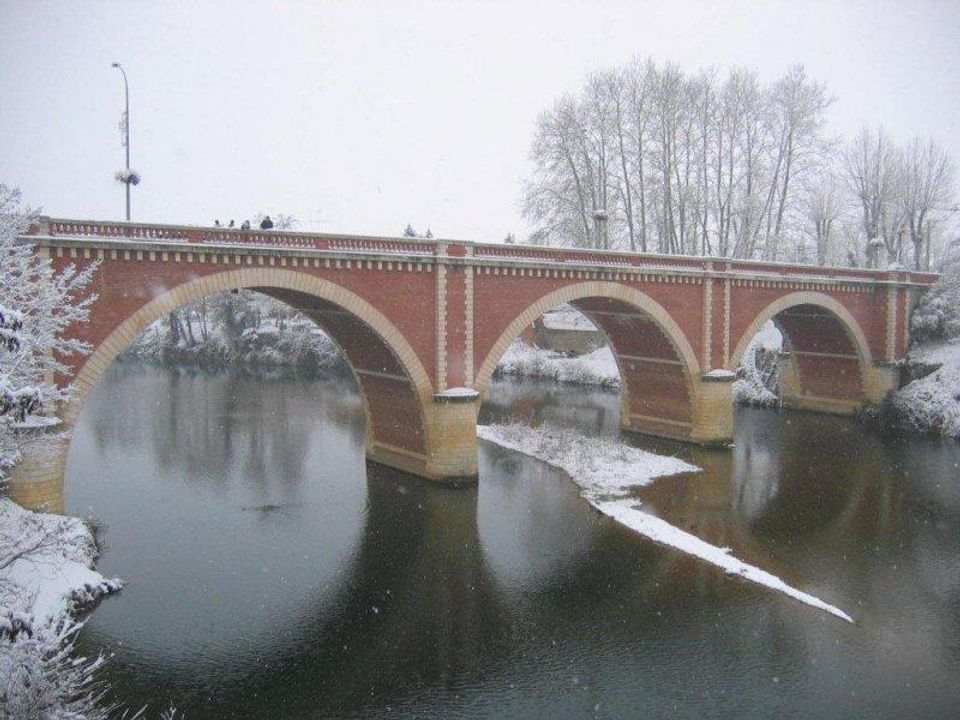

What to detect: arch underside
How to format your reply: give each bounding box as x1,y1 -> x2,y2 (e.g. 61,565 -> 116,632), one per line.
569,297 -> 694,441
256,289 -> 427,461
771,304 -> 865,413
63,270 -> 433,479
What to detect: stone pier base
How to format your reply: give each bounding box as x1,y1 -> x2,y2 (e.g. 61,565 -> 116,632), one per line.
6,434 -> 69,513
690,371 -> 735,446
366,388 -> 479,485
864,364 -> 901,405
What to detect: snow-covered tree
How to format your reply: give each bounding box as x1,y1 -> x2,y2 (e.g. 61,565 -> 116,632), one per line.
0,184 -> 97,481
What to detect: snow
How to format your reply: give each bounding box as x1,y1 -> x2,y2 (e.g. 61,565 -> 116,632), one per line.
437,387 -> 479,398
703,369 -> 736,380
733,321 -> 782,408
890,251 -> 960,438
540,305 -> 598,331
478,421 -> 854,623
11,416 -> 61,430
892,340 -> 960,439
0,498 -> 122,633
496,340 -> 620,388
478,421 -> 697,495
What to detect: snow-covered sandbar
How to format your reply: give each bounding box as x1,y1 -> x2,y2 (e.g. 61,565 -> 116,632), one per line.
478,422 -> 854,623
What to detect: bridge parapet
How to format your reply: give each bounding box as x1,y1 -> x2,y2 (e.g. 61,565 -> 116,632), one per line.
37,218 -> 437,256
30,219 -> 940,288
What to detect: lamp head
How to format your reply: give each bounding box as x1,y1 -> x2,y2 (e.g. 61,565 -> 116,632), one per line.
111,62 -> 121,68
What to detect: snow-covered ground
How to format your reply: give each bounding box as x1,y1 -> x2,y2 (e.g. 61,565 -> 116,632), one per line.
478,422 -> 854,622
495,340 -> 620,388
891,340 -> 960,439
541,304 -> 598,331
0,498 -> 121,634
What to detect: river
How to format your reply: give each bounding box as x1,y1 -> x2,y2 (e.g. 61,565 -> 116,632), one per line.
67,364 -> 960,719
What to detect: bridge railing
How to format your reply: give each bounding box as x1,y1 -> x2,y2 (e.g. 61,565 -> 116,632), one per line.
46,220 -> 191,242
472,243 -> 706,270
38,219 -> 437,255
31,218 -> 939,284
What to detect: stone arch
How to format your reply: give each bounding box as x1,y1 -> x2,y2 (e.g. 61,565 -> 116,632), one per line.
63,268 -> 435,474
474,281 -> 705,442
729,291 -> 874,413
474,281 -> 702,395
728,291 -> 873,373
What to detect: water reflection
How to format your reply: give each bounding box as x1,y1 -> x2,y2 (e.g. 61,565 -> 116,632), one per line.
67,367 -> 960,719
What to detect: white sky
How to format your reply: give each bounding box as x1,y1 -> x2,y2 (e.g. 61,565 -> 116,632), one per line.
1,0 -> 958,242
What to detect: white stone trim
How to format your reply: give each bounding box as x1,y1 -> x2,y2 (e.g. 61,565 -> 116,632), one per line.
465,264 -> 474,387
436,263 -> 447,391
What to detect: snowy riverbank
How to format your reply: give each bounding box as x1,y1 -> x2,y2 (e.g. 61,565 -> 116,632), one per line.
0,498 -> 121,634
889,340 -> 960,438
494,341 -> 621,388
478,422 -> 854,622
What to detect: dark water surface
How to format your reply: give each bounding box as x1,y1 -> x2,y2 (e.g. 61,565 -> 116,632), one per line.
68,365 -> 960,719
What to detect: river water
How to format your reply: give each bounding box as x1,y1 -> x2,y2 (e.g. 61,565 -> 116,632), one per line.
68,364 -> 960,719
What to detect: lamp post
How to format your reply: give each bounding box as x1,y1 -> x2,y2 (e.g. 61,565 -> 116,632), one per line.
111,61 -> 131,221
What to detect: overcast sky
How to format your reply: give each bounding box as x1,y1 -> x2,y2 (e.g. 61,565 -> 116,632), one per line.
1,0 -> 958,241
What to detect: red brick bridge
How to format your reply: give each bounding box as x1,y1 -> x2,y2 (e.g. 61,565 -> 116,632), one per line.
11,219 -> 937,511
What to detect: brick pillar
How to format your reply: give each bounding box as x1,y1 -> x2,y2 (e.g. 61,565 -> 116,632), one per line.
424,388 -> 479,484
690,372 -> 734,445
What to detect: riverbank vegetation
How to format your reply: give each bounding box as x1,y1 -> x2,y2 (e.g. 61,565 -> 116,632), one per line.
120,291 -> 350,378
1,185 -> 175,718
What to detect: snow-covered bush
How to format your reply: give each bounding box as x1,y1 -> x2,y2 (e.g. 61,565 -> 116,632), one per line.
122,290 -> 350,377
0,184 -> 97,481
0,620 -> 111,720
889,342 -> 960,438
733,321 -> 782,408
880,244 -> 960,438
910,240 -> 960,344
494,339 -> 620,388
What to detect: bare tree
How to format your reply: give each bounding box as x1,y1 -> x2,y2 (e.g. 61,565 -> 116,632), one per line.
899,138 -> 956,269
799,169 -> 845,265
842,126 -> 902,267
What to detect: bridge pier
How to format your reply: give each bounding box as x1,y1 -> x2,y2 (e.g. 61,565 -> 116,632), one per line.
690,372 -> 735,446
6,430 -> 68,513
425,389 -> 480,483
367,388 -> 479,485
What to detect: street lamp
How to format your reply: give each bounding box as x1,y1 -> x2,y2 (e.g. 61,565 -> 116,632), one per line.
111,61 -> 134,221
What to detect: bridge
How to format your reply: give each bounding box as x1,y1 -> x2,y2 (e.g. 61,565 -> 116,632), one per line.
10,218 -> 937,511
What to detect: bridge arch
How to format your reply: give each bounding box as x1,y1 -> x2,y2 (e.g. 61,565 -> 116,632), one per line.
65,268 -> 436,478
729,291 -> 874,413
475,281 -> 708,443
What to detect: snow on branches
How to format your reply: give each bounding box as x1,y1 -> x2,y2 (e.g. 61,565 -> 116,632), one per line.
0,184 -> 98,477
